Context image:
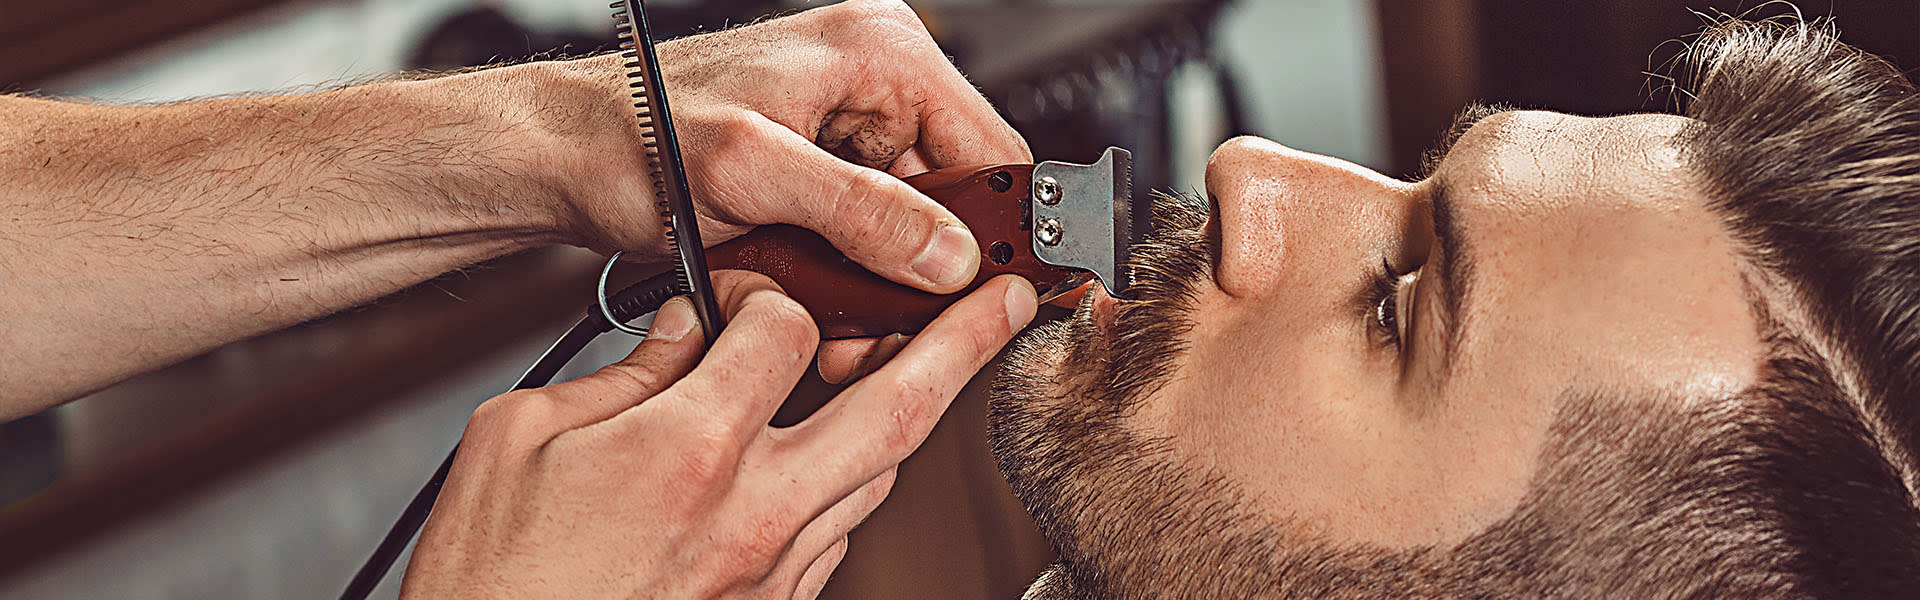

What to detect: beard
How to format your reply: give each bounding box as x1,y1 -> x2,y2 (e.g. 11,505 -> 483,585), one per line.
986,190 -> 1290,597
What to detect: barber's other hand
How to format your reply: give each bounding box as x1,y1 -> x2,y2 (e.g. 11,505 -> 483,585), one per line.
400,270 -> 1039,599
535,0 -> 1030,293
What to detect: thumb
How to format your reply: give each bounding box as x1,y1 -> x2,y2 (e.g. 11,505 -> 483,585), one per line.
702,113 -> 981,293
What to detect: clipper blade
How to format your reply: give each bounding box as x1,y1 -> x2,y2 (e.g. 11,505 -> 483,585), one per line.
1030,147 -> 1140,299
1117,152 -> 1145,295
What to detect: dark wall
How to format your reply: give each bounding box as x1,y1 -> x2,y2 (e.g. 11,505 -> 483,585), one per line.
1377,0 -> 1920,175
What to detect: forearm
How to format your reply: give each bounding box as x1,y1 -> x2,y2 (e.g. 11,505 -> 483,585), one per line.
0,65 -> 582,415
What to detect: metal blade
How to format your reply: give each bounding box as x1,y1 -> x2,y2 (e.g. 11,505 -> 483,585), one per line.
1030,147 -> 1141,299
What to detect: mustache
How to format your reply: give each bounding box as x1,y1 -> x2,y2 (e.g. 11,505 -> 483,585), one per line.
987,188 -> 1246,596
1069,188 -> 1216,411
1126,189 -> 1213,303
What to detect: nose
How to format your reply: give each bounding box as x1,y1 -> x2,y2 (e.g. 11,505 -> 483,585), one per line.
1204,136 -> 1411,297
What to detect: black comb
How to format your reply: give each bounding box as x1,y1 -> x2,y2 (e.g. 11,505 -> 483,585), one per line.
612,0 -> 722,344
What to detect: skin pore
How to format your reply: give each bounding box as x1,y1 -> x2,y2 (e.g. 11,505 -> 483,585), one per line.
992,108 -> 1773,575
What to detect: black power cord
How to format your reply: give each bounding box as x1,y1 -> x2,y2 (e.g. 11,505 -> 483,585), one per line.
339,271 -> 686,600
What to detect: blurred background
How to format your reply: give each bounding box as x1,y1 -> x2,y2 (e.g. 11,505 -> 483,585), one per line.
0,0 -> 1913,598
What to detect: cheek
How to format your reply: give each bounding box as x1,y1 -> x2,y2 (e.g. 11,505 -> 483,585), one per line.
1131,293 -> 1411,526
1133,291 -> 1361,445
1126,290 -> 1544,548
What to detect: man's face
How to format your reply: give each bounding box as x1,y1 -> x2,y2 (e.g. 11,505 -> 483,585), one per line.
991,110 -> 1770,590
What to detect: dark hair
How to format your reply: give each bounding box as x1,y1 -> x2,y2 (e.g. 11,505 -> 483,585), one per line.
1678,15 -> 1920,497
1646,14 -> 1920,593
1454,15 -> 1920,594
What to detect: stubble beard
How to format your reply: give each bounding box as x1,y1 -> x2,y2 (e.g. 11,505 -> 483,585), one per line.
985,191 -> 1294,597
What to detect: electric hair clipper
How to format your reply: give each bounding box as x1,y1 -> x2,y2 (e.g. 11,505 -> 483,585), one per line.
707,147 -> 1143,339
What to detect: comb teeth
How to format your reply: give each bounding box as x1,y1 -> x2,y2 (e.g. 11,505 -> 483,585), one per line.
1119,157 -> 1138,245
1120,155 -> 1144,292
612,0 -> 675,264
610,0 -> 725,342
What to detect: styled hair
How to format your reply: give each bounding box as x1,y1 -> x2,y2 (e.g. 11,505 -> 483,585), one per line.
1678,14 -> 1920,501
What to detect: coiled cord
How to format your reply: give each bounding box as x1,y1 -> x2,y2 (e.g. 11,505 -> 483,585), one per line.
338,271 -> 685,600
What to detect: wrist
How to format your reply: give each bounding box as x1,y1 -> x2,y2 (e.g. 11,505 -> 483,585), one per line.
402,63 -> 602,251
476,55 -> 665,254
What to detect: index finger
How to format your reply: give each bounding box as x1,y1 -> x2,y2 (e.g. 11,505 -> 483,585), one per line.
766,275 -> 1038,507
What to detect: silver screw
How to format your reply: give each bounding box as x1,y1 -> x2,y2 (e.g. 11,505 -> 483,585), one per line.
1036,217 -> 1064,246
1034,176 -> 1062,205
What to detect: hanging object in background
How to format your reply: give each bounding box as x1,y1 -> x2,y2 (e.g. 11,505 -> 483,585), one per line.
957,0 -> 1244,200
1002,10 -> 1218,123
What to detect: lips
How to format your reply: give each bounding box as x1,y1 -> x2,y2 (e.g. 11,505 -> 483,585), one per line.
1058,189 -> 1212,340
1084,283 -> 1119,333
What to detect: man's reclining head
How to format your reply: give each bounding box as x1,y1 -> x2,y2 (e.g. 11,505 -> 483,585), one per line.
989,16 -> 1920,598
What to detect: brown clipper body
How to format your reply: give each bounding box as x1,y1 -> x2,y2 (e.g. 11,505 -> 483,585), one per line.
709,164 -> 1090,339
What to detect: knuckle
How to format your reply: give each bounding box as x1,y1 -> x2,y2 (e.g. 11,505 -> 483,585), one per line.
823,537 -> 850,565
872,467 -> 899,495
666,436 -> 735,496
722,514 -> 792,576
809,537 -> 851,584
878,383 -> 940,452
829,169 -> 918,246
593,361 -> 672,397
827,169 -> 885,225
858,469 -> 898,509
465,391 -> 557,448
707,112 -> 764,162
960,316 -> 1009,359
746,293 -> 820,356
466,392 -> 520,429
713,270 -> 781,314
820,0 -> 930,51
853,0 -> 923,31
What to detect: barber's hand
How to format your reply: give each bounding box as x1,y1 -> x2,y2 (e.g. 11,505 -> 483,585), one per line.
400,270 -> 1039,599
538,0 -> 1029,293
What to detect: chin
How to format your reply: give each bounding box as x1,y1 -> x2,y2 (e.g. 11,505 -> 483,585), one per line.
984,189 -> 1238,596
985,309 -> 1278,597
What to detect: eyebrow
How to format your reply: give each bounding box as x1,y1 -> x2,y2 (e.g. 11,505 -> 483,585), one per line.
1416,102 -> 1509,366
1428,180 -> 1476,364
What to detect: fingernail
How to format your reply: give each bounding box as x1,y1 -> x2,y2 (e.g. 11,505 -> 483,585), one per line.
911,223 -> 979,291
1003,277 -> 1039,335
649,296 -> 697,342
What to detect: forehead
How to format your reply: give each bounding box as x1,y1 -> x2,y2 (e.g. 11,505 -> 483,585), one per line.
1438,110 -> 1764,399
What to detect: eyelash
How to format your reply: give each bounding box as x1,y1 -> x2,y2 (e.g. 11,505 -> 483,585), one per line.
1367,258 -> 1405,348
